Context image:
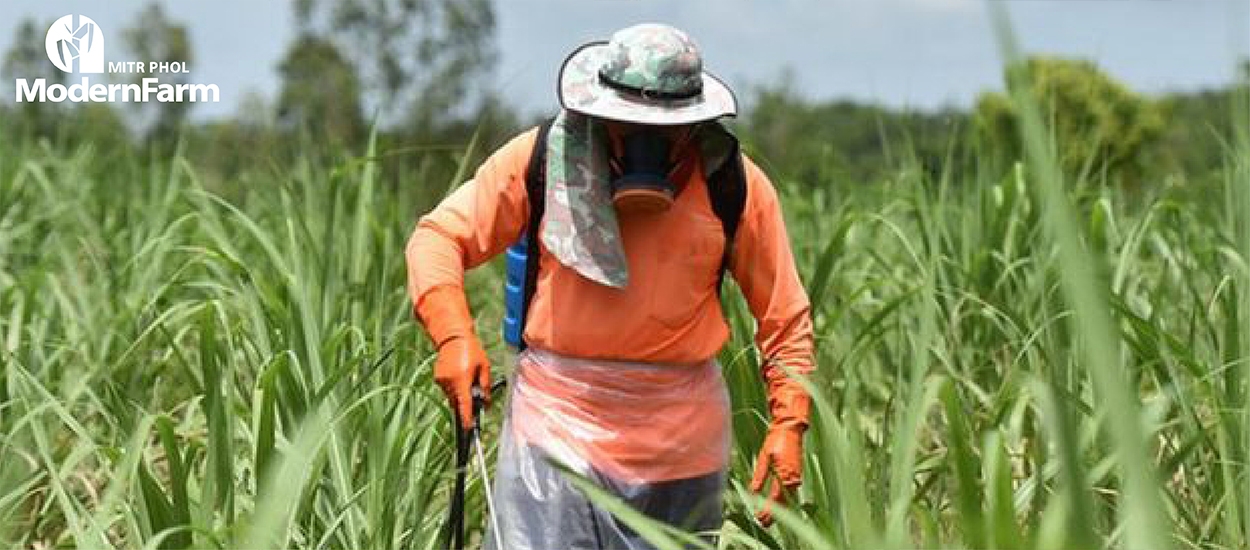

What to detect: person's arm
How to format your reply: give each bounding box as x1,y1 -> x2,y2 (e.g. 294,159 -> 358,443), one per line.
728,155 -> 815,525
406,128 -> 537,307
404,128 -> 537,428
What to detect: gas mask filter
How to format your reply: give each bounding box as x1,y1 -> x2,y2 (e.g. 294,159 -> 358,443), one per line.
609,130 -> 677,214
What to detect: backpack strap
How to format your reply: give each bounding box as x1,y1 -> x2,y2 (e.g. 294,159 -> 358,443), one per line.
707,139 -> 748,294
517,118 -> 555,351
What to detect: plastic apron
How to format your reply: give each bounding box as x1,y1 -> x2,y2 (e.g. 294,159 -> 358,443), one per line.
483,347 -> 731,550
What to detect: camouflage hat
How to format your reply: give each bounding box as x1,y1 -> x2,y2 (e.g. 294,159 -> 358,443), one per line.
558,23 -> 737,125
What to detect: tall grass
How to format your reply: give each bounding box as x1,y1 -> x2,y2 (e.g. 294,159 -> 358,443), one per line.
0,135 -> 495,548
2,16 -> 1249,550
705,7 -> 1250,550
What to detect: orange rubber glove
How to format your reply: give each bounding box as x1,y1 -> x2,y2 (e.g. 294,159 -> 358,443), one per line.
415,285 -> 491,430
749,371 -> 810,527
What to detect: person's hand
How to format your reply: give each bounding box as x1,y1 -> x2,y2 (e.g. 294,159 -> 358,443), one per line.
414,285 -> 490,430
433,335 -> 492,430
749,424 -> 804,526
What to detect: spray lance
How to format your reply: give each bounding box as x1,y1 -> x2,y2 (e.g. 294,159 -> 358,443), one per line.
444,379 -> 506,550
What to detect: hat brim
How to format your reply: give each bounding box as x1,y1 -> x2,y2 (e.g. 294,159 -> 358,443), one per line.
557,41 -> 738,126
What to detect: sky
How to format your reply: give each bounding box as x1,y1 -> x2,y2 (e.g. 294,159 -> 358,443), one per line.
1,0 -> 1247,120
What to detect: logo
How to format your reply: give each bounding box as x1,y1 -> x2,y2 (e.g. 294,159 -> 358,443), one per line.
15,14 -> 219,105
46,15 -> 104,74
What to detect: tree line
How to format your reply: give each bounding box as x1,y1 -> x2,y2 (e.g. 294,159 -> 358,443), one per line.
3,1 -> 1246,203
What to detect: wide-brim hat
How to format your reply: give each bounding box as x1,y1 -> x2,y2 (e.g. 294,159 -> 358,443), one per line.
557,23 -> 738,126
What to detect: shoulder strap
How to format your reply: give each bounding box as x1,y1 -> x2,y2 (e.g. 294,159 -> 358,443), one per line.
708,140 -> 748,294
517,118 -> 555,351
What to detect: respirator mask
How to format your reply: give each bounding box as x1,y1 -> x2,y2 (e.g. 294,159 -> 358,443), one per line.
608,126 -> 689,214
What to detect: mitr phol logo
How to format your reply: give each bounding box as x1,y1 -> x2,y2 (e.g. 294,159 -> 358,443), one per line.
15,14 -> 219,104
47,15 -> 104,73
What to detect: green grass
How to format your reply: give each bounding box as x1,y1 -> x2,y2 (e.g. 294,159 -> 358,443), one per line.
4,119 -> 1248,549
2,21 -> 1250,550
0,136 -> 480,549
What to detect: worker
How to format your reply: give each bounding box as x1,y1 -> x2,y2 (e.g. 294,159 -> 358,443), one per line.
405,22 -> 814,550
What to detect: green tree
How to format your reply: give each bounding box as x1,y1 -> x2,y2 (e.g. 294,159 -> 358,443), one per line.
1153,89 -> 1238,180
123,3 -> 194,147
293,0 -> 498,133
188,90 -> 281,192
276,34 -> 364,144
742,75 -> 968,187
974,56 -> 1165,185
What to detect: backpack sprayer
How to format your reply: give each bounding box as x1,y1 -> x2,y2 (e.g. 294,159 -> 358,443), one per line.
502,239 -> 530,349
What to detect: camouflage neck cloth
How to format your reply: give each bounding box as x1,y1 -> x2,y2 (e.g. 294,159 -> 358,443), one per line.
539,109 -> 739,288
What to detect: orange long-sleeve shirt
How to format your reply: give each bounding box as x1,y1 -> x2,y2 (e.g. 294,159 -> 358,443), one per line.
405,125 -> 813,382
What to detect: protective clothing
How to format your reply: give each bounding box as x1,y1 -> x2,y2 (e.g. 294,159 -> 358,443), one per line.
749,415 -> 808,525
609,128 -> 678,214
484,348 -> 729,550
540,110 -> 630,288
405,22 -> 816,544
539,109 -> 737,288
414,285 -> 492,430
406,125 -> 814,528
558,23 -> 737,126
407,129 -> 812,369
750,352 -> 813,525
750,426 -> 805,526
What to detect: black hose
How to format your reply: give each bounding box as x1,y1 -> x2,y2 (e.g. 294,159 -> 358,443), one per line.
445,406 -> 471,550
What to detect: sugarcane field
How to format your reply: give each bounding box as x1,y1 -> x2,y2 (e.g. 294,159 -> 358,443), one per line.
2,2 -> 1250,549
